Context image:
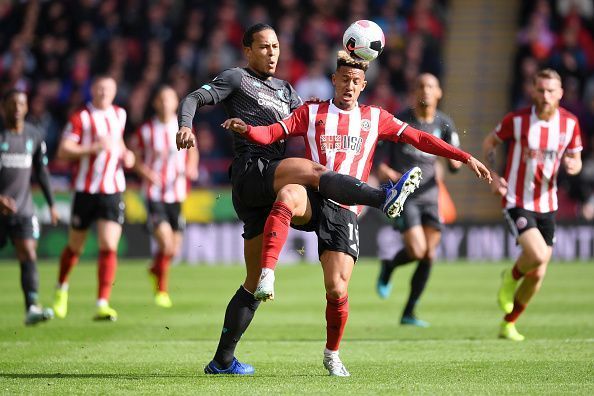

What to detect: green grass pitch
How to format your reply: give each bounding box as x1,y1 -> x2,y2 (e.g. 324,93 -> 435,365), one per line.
0,259 -> 593,394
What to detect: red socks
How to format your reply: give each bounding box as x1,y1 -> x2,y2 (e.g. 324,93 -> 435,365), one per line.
325,294 -> 349,351
58,247 -> 79,284
150,252 -> 171,292
98,250 -> 117,300
504,299 -> 527,323
261,202 -> 293,270
512,264 -> 524,280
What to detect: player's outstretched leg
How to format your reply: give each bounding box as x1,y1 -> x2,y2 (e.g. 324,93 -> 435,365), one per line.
19,257 -> 54,326
54,246 -> 80,318
382,167 -> 422,218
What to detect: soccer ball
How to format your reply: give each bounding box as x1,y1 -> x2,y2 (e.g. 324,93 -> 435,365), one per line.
342,20 -> 385,61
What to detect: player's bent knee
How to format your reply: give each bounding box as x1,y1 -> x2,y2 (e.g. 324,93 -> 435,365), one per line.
276,185 -> 307,213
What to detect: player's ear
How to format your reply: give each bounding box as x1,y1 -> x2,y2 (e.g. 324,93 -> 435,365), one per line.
361,79 -> 367,91
331,73 -> 336,86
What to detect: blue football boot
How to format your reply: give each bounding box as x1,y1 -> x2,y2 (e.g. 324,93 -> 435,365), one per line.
381,166 -> 422,218
204,358 -> 255,375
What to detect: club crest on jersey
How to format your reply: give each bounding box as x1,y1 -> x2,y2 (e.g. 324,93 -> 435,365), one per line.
0,142 -> 8,151
252,80 -> 262,88
26,139 -> 33,153
360,119 -> 371,131
320,135 -> 363,154
277,88 -> 290,102
432,128 -> 442,138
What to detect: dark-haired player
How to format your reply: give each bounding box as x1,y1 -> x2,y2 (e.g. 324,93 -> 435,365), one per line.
176,24 -> 410,375
483,69 -> 582,341
131,85 -> 199,308
224,51 -> 491,376
375,73 -> 463,328
0,90 -> 59,325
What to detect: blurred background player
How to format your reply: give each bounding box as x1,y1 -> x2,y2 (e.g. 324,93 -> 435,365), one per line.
0,89 -> 59,325
53,76 -> 135,322
223,51 -> 491,376
375,73 -> 463,328
130,85 -> 198,308
482,69 -> 583,341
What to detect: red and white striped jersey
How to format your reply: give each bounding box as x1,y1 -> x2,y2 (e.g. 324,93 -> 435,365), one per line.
494,106 -> 583,213
279,100 -> 408,213
62,103 -> 127,194
132,118 -> 188,203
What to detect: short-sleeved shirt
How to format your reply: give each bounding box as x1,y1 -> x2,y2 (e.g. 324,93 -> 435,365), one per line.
0,123 -> 48,216
274,100 -> 409,214
62,103 -> 127,194
199,67 -> 302,163
131,117 -> 188,203
377,108 -> 460,203
493,106 -> 582,213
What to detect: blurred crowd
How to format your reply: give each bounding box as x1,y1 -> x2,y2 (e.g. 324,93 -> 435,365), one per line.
512,0 -> 594,220
0,0 -> 448,187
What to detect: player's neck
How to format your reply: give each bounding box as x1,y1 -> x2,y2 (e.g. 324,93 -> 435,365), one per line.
535,106 -> 557,121
157,114 -> 175,123
5,120 -> 24,133
413,106 -> 436,123
246,66 -> 271,80
91,102 -> 111,110
332,99 -> 356,111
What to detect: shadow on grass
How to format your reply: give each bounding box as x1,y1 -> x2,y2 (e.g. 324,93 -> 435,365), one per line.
0,373 -> 192,379
0,372 -> 322,379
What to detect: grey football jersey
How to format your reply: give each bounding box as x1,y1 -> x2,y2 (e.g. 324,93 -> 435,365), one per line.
0,123 -> 48,216
382,108 -> 460,203
193,67 -> 301,160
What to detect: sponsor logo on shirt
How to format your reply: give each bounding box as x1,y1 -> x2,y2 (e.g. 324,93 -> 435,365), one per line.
0,153 -> 32,168
522,148 -> 557,163
256,92 -> 290,116
320,135 -> 363,154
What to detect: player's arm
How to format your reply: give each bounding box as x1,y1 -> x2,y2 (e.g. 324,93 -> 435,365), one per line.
399,126 -> 492,181
186,145 -> 199,181
481,117 -> 513,196
57,115 -> 106,160
222,104 -> 310,145
119,138 -> 135,169
563,121 -> 583,176
129,131 -> 159,185
32,137 -> 59,225
221,118 -> 286,145
177,69 -> 241,150
442,119 -> 463,172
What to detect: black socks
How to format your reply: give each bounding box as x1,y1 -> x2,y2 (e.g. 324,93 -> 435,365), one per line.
378,249 -> 414,284
19,260 -> 39,311
319,171 -> 385,208
213,286 -> 261,369
403,259 -> 433,317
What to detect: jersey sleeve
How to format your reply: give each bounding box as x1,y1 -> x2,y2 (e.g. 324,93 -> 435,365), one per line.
566,119 -> 583,154
442,115 -> 461,148
31,128 -> 55,207
493,113 -> 514,141
278,104 -> 310,136
377,108 -> 408,142
62,112 -> 83,143
288,83 -> 303,111
201,68 -> 242,105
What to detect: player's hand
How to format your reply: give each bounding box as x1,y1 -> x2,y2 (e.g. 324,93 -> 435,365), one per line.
563,155 -> 581,175
49,206 -> 60,225
0,195 -> 17,215
122,149 -> 135,168
490,173 -> 508,196
466,156 -> 492,183
221,118 -> 248,134
176,126 -> 195,150
186,166 -> 199,181
145,169 -> 161,185
90,136 -> 109,154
